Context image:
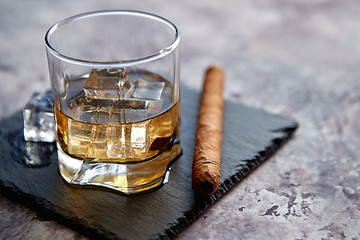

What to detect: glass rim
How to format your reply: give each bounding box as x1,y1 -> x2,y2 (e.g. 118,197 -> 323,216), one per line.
45,10 -> 180,67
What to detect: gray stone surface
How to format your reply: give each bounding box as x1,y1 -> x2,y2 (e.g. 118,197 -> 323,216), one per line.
0,0 -> 359,239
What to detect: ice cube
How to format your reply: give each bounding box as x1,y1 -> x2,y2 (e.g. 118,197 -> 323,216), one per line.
131,123 -> 147,149
106,122 -> 149,159
84,68 -> 131,99
131,79 -> 164,100
23,90 -> 56,142
111,99 -> 148,123
131,79 -> 165,114
106,124 -> 129,158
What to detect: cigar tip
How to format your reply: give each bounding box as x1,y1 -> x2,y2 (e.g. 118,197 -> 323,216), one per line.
194,180 -> 216,196
207,65 -> 223,73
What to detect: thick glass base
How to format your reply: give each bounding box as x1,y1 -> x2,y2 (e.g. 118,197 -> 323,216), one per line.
57,143 -> 181,195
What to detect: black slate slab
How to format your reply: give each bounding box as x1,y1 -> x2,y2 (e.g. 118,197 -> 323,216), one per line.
0,85 -> 298,240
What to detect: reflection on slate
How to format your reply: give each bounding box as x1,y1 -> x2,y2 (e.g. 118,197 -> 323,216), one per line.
0,86 -> 297,240
6,129 -> 54,167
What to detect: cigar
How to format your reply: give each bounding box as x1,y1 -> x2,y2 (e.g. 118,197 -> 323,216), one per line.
192,66 -> 224,196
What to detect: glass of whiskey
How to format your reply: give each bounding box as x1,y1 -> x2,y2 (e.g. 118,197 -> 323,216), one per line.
45,10 -> 181,194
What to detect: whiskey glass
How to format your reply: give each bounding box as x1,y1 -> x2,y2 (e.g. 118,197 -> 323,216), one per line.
45,10 -> 181,194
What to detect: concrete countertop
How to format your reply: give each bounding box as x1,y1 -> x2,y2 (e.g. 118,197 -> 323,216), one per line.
1,0 -> 359,239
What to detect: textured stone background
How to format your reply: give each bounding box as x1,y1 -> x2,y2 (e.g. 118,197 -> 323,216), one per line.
1,0 -> 360,239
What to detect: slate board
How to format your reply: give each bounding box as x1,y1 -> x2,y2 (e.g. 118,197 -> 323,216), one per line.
0,85 -> 298,240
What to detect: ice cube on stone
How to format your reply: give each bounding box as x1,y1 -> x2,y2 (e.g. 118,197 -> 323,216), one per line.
84,68 -> 131,99
23,90 -> 56,142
